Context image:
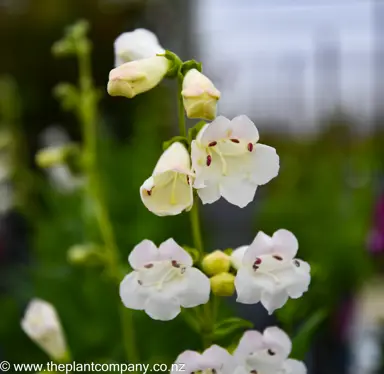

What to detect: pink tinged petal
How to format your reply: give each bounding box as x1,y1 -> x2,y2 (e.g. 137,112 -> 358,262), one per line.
144,293 -> 181,321
119,272 -> 147,310
272,229 -> 299,259
263,327 -> 292,358
197,184 -> 221,204
202,345 -> 237,374
250,144 -> 280,185
243,232 -> 273,264
219,177 -> 257,208
177,268 -> 210,308
172,350 -> 202,373
283,359 -> 307,374
200,116 -> 232,144
158,238 -> 193,266
230,115 -> 260,143
235,268 -> 263,304
234,330 -> 264,361
128,239 -> 159,269
261,290 -> 289,315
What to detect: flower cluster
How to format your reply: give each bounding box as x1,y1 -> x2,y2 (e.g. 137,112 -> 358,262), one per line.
172,327 -> 306,374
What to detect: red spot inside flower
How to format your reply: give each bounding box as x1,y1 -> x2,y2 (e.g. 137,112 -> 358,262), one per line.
144,263 -> 153,269
267,349 -> 276,356
137,280 -> 143,285
252,264 -> 259,271
208,141 -> 217,147
230,138 -> 240,143
273,255 -> 283,261
247,143 -> 254,152
186,176 -> 190,185
250,371 -> 258,374
255,257 -> 262,265
171,260 -> 180,268
294,260 -> 300,267
206,155 -> 212,166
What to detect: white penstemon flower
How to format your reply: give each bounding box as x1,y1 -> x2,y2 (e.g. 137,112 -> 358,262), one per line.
234,229 -> 311,314
140,142 -> 193,216
114,28 -> 164,66
171,345 -> 238,374
119,238 -> 210,321
21,299 -> 68,361
181,69 -> 221,121
191,115 -> 279,208
234,327 -> 307,374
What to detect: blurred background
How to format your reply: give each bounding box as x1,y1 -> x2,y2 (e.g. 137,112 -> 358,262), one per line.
0,0 -> 384,373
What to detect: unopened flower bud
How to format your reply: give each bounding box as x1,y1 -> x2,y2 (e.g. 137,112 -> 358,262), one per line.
181,69 -> 220,121
210,272 -> 235,297
36,146 -> 67,168
107,56 -> 170,99
202,250 -> 231,276
21,299 -> 69,362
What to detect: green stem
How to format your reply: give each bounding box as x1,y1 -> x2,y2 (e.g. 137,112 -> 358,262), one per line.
189,199 -> 204,256
76,49 -> 138,365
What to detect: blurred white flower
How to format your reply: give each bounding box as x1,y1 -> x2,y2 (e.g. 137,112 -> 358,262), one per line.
171,345 -> 237,374
191,115 -> 279,208
114,28 -> 164,67
107,56 -> 170,99
181,69 -> 220,121
234,229 -> 311,314
120,238 -> 210,321
234,327 -> 300,374
21,299 -> 68,361
140,142 -> 193,216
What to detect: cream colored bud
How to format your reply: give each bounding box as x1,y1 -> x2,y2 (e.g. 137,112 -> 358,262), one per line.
210,272 -> 235,297
36,146 -> 66,168
202,250 -> 231,276
107,56 -> 170,99
181,69 -> 220,121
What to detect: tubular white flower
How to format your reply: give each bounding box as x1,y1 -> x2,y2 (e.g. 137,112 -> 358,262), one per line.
171,345 -> 237,374
191,115 -> 279,208
181,69 -> 220,121
231,245 -> 248,270
234,327 -> 293,374
21,299 -> 68,361
114,29 -> 164,66
107,56 -> 170,99
234,229 -> 311,314
119,238 -> 210,321
140,142 -> 193,216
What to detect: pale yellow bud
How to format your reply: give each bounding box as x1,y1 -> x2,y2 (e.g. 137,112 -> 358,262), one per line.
181,69 -> 220,121
36,146 -> 67,168
202,250 -> 231,276
107,56 -> 170,99
210,272 -> 235,297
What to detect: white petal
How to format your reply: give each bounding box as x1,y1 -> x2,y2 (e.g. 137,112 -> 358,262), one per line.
235,268 -> 262,304
272,229 -> 299,259
230,115 -> 259,143
261,290 -> 289,314
128,239 -> 159,269
177,268 -> 210,308
197,184 -> 221,204
196,123 -> 210,142
200,116 -> 231,144
172,350 -> 202,373
219,176 -> 257,208
144,293 -> 181,321
231,245 -> 248,270
234,330 -> 264,361
250,144 -> 280,185
243,232 -> 273,264
158,238 -> 193,266
263,327 -> 292,357
202,345 -> 237,374
153,142 -> 191,175
282,359 -> 307,374
119,272 -> 147,310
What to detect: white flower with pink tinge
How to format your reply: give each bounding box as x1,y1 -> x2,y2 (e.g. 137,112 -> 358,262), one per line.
234,327 -> 306,374
119,238 -> 210,321
191,115 -> 279,208
171,345 -> 238,374
234,229 -> 311,314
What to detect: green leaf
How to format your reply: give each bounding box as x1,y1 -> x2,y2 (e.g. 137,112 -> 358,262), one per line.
291,309 -> 328,360
180,60 -> 203,76
161,50 -> 183,78
212,317 -> 253,340
188,121 -> 206,142
162,136 -> 189,151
